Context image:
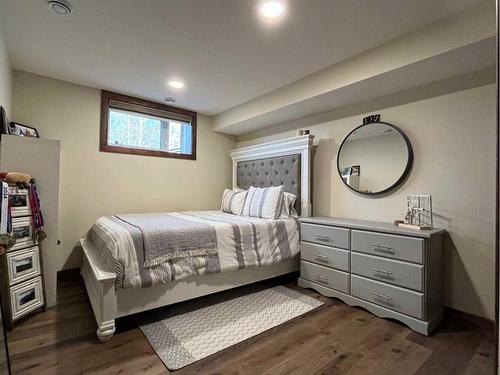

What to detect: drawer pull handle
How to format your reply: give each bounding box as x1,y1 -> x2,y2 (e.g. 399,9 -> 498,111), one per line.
313,254 -> 329,262
314,234 -> 330,241
312,274 -> 329,284
369,267 -> 393,275
370,291 -> 392,301
372,243 -> 395,254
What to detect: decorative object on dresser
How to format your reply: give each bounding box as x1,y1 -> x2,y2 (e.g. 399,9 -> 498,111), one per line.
400,194 -> 433,230
298,216 -> 445,335
337,116 -> 413,195
0,176 -> 46,330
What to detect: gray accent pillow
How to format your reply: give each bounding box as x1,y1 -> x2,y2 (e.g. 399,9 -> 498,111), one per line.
242,185 -> 284,219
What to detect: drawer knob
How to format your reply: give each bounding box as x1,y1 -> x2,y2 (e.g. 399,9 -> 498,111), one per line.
314,234 -> 330,242
313,254 -> 329,263
370,291 -> 392,301
372,243 -> 395,254
312,273 -> 329,285
369,267 -> 393,276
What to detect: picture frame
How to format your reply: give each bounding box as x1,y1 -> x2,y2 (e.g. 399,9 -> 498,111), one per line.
8,122 -> 39,138
351,165 -> 360,176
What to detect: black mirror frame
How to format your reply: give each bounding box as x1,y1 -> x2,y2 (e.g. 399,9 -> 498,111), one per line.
336,121 -> 414,196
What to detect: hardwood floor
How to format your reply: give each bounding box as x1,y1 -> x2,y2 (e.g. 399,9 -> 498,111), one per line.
6,270 -> 495,375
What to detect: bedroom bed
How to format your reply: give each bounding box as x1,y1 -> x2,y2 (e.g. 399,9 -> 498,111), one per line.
80,134 -> 313,341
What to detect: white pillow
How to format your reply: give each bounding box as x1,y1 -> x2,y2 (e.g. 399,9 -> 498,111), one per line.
242,185 -> 284,219
279,192 -> 298,218
221,188 -> 247,215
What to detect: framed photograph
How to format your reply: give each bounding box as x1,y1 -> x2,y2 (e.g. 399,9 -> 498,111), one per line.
8,122 -> 39,138
351,165 -> 360,176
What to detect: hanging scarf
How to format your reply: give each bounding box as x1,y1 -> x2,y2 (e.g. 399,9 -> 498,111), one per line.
29,180 -> 44,232
0,181 -> 9,234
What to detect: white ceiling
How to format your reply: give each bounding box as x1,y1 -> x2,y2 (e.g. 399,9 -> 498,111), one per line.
0,0 -> 484,115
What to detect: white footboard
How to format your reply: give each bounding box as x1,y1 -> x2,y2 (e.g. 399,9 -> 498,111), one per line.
80,238 -> 117,342
80,237 -> 300,343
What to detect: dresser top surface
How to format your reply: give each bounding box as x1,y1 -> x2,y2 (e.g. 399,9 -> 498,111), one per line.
300,217 -> 446,238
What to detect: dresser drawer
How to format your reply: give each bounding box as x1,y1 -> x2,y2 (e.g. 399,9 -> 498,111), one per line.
351,275 -> 424,319
301,242 -> 349,271
7,246 -> 41,286
351,252 -> 423,291
300,260 -> 349,293
302,223 -> 349,249
9,216 -> 37,252
8,186 -> 31,217
10,276 -> 44,321
351,230 -> 424,264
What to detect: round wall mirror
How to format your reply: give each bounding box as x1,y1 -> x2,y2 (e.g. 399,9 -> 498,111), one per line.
337,121 -> 413,195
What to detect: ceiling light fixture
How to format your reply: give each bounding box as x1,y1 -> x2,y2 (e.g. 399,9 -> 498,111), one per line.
164,97 -> 176,104
260,1 -> 284,18
47,0 -> 72,15
168,80 -> 184,89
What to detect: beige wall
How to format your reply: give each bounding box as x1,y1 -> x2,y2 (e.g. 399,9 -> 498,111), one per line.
0,28 -> 12,116
237,83 -> 496,320
12,70 -> 235,272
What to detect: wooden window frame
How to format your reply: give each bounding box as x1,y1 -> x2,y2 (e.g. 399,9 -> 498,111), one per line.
100,90 -> 197,160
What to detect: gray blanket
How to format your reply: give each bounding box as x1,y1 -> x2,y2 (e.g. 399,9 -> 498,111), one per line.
116,213 -> 218,268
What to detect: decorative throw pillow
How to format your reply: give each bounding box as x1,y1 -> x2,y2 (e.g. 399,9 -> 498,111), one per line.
242,185 -> 284,219
221,188 -> 247,215
279,192 -> 298,218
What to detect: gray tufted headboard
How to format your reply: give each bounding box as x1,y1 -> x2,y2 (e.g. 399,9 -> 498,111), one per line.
236,154 -> 302,215
230,134 -> 313,217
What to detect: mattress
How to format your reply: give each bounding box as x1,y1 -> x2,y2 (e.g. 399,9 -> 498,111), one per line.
86,210 -> 300,289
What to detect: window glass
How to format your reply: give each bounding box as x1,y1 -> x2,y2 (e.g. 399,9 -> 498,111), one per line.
107,109 -> 192,154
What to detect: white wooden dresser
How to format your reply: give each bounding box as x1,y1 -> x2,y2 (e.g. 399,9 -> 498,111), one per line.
298,217 -> 445,335
0,184 -> 45,330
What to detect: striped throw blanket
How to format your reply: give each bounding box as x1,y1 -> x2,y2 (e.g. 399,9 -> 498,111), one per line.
87,211 -> 300,289
116,213 -> 218,268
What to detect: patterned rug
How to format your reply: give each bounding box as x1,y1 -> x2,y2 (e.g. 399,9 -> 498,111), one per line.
137,286 -> 323,370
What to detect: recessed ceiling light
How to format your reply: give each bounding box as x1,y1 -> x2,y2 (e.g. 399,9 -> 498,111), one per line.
164,97 -> 176,104
260,1 -> 284,18
168,80 -> 184,89
47,0 -> 72,15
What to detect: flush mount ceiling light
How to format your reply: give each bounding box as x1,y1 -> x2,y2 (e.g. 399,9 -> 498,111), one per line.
168,80 -> 185,89
260,1 -> 284,18
47,0 -> 72,15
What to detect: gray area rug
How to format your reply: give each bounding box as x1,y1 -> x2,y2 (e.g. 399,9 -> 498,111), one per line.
137,286 -> 323,370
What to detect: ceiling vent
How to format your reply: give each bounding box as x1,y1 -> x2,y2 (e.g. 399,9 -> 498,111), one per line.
47,0 -> 72,15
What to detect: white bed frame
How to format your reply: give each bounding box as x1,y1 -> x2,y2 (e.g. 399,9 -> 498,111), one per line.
80,134 -> 314,342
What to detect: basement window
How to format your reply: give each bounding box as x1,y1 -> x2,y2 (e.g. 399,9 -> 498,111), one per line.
100,91 -> 196,160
